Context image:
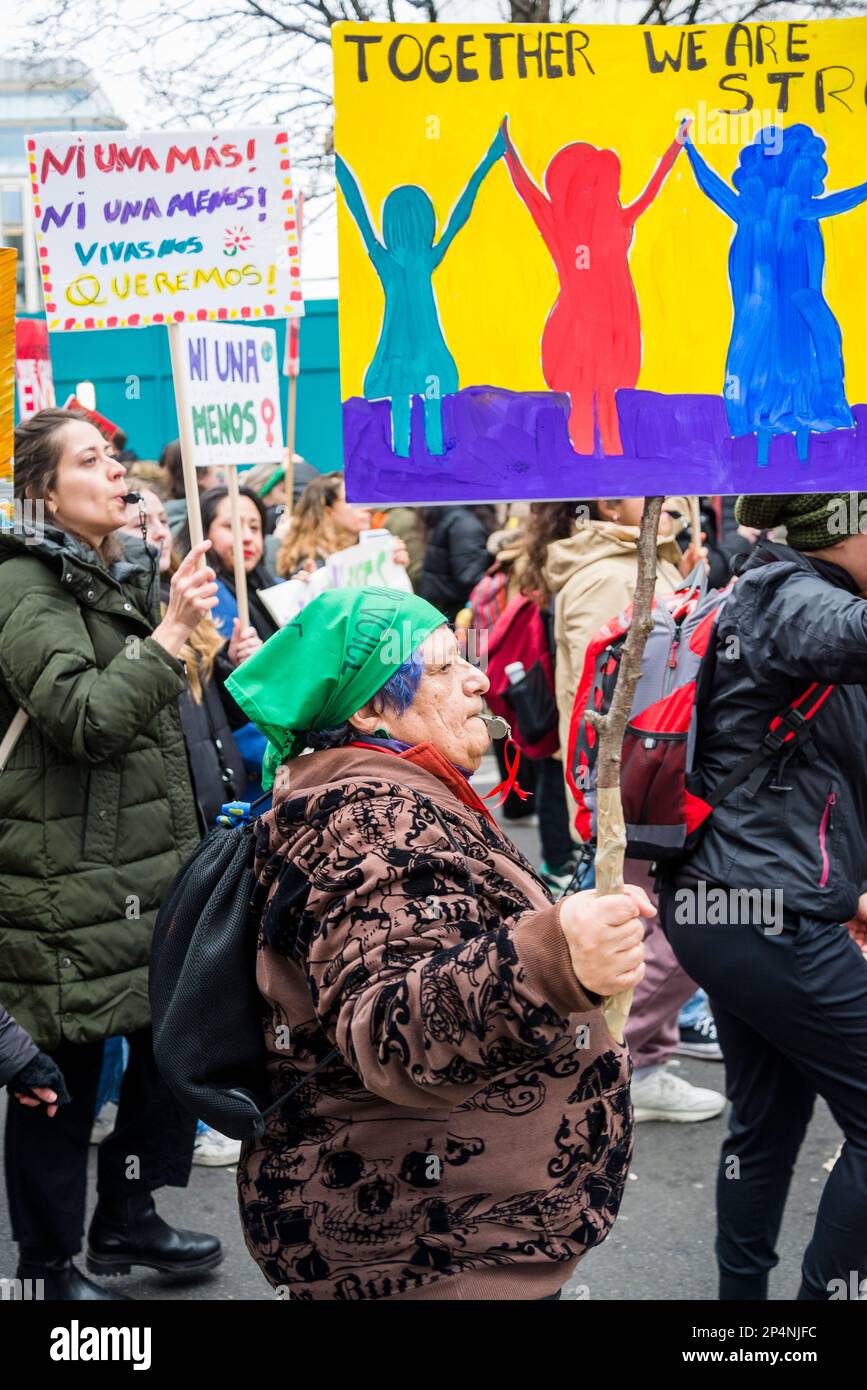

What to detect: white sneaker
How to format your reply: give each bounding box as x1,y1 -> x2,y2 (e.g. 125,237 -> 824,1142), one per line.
632,1064 -> 726,1123
89,1101 -> 118,1145
193,1127 -> 242,1166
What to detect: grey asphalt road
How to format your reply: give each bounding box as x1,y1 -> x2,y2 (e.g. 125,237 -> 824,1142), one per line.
0,755 -> 841,1301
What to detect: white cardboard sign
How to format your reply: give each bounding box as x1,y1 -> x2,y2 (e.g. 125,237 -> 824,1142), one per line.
258,532 -> 412,628
174,322 -> 284,466
27,127 -> 303,331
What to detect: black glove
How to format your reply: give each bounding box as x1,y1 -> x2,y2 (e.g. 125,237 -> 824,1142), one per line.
8,1050 -> 71,1108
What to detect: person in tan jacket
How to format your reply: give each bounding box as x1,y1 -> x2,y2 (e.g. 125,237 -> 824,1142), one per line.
542,496 -> 726,1127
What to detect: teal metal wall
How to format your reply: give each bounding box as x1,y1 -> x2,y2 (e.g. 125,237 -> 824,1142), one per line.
19,300 -> 342,472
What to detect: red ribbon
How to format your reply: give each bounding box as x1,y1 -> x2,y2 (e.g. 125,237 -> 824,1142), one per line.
483,737 -> 532,809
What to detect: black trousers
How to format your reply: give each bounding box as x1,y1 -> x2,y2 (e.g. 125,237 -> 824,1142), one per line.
496,748 -> 574,869
535,757 -> 575,869
4,1026 -> 196,1261
660,885 -> 867,1300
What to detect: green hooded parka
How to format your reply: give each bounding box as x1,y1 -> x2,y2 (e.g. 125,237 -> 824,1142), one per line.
0,523 -> 201,1050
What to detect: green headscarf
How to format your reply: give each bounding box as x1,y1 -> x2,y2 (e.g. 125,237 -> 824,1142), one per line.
225,586 -> 447,789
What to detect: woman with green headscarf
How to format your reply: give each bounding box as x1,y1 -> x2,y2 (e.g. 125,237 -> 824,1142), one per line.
226,584 -> 653,1301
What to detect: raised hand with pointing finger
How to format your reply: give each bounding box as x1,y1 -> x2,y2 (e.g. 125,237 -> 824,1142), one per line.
152,540 -> 220,657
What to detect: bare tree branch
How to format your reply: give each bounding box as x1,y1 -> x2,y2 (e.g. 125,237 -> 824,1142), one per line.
11,0 -> 867,213
593,495 -> 664,1042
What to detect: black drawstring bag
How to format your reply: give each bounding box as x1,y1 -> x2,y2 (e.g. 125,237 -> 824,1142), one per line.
150,788 -> 479,1140
150,808 -> 340,1140
501,662 -> 559,746
150,820 -> 268,1139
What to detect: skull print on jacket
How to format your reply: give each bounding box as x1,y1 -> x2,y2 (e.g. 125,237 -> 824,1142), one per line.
237,745 -> 633,1301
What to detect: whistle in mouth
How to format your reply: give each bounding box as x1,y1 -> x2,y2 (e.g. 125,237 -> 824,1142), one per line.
479,713 -> 511,741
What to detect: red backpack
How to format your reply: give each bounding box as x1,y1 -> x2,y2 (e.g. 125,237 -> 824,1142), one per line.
566,572 -> 835,860
467,565 -> 509,631
486,595 -> 559,758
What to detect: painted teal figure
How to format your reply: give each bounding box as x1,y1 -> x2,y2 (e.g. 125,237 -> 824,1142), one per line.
336,129 -> 505,459
683,122 -> 867,467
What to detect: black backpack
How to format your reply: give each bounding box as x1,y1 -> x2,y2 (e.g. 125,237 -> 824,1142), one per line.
149,812 -> 338,1141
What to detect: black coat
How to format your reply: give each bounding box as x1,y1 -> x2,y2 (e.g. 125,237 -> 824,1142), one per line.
684,540 -> 867,922
177,651 -> 247,830
418,507 -> 495,621
0,1004 -> 38,1087
160,578 -> 247,829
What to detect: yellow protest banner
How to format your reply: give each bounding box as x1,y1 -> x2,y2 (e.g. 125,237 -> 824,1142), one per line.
0,247 -> 16,488
334,19 -> 867,502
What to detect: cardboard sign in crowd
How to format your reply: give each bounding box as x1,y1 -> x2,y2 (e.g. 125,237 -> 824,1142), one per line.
28,128 -> 302,331
24,125 -> 305,622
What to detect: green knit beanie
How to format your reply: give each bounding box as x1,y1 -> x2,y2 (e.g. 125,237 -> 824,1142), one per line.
735,493 -> 867,551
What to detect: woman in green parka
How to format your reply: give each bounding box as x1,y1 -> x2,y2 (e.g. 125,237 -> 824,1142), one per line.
0,408 -> 222,1301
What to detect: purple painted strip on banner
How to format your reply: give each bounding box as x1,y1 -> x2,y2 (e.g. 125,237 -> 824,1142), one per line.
343,387 -> 867,504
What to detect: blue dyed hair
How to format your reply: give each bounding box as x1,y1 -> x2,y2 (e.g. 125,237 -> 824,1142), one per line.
374,649 -> 424,717
299,649 -> 425,751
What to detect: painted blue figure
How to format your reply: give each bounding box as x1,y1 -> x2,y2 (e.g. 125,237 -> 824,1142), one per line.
336,129 -> 505,458
683,123 -> 867,466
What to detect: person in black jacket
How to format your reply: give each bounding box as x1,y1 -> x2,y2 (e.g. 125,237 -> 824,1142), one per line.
659,491 -> 867,1303
418,505 -> 498,622
176,485 -> 278,799
121,485 -> 258,828
190,486 -> 280,641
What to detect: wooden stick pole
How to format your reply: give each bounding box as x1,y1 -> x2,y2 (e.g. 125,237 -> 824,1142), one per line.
285,373 -> 298,518
226,465 -> 250,629
283,201 -> 302,519
0,707 -> 28,774
592,495 -> 665,1043
689,495 -> 701,548
166,322 -> 204,564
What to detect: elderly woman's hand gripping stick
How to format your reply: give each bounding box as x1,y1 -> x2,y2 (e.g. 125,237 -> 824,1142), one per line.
559,885 -> 652,999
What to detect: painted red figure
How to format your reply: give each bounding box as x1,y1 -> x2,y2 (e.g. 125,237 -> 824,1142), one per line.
502,116 -> 690,455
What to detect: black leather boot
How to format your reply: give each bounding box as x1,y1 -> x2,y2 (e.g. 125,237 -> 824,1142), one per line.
86,1192 -> 223,1278
16,1254 -> 133,1301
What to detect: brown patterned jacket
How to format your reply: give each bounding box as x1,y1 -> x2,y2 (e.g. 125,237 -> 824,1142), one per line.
237,744 -> 632,1301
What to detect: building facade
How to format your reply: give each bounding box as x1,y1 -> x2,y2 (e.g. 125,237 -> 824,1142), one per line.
0,59 -> 125,312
